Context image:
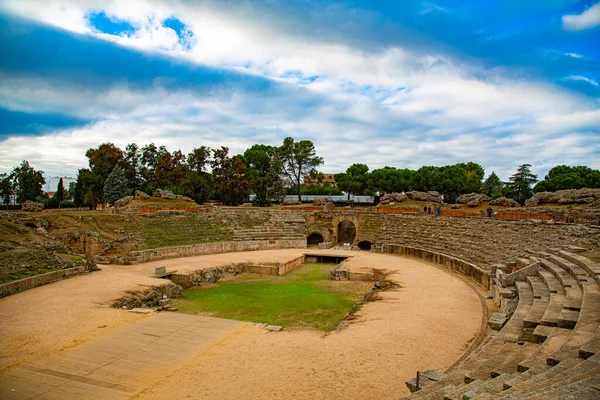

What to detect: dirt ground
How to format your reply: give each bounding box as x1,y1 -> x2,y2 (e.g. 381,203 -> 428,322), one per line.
0,249 -> 484,399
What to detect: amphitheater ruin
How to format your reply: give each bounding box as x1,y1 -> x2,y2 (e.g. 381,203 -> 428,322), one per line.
1,200 -> 600,399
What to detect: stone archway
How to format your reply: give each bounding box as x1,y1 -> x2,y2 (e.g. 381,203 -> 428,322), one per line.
307,233 -> 325,247
357,241 -> 373,251
337,221 -> 356,245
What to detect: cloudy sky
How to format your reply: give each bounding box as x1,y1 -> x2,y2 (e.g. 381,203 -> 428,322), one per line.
0,0 -> 599,180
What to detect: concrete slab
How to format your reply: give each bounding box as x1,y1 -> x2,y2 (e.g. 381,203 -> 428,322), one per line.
0,313 -> 247,399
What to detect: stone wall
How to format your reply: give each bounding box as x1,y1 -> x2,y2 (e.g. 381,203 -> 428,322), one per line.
277,255 -> 305,276
129,239 -> 306,263
0,266 -> 87,298
375,244 -> 490,288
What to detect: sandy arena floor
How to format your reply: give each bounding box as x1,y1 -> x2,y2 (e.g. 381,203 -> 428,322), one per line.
0,249 -> 485,399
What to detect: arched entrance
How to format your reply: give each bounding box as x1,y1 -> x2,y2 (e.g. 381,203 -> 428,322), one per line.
337,221 -> 356,245
357,241 -> 373,251
307,233 -> 324,247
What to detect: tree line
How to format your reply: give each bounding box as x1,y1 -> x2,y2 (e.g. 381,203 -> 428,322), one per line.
1,137 -> 599,208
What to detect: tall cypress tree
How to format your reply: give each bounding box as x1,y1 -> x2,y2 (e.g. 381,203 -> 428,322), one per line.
103,165 -> 130,205
506,164 -> 538,205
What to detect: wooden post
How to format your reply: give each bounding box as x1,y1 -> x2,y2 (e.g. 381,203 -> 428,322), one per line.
416,371 -> 420,392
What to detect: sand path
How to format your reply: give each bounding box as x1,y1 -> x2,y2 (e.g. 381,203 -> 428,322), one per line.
0,250 -> 484,399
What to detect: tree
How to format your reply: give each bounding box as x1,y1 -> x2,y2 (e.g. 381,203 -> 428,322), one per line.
506,164 -> 538,205
103,165 -> 130,205
244,144 -> 285,206
335,163 -> 370,196
123,143 -> 144,191
366,167 -> 414,194
482,172 -> 503,199
50,178 -> 66,208
181,146 -> 213,203
11,160 -> 45,203
534,165 -> 600,192
211,147 -> 251,206
85,143 -> 124,207
279,137 -> 323,201
68,181 -> 77,202
0,173 -> 14,208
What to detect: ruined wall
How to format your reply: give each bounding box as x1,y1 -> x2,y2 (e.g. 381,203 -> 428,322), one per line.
0,266 -> 87,298
375,244 -> 490,288
129,239 -> 307,263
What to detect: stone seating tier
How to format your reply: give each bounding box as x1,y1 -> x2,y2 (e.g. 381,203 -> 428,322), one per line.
402,249 -> 600,399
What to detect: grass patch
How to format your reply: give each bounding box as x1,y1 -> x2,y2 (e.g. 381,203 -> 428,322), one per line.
174,263 -> 373,331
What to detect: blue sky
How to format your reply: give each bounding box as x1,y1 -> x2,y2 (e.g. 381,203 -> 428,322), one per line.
0,0 -> 599,181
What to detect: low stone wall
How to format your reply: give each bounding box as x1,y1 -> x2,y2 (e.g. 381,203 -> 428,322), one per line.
375,244 -> 490,288
0,266 -> 87,298
129,239 -> 307,264
277,255 -> 305,276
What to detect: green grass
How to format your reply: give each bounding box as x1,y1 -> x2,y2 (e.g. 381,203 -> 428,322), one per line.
175,263 -> 372,331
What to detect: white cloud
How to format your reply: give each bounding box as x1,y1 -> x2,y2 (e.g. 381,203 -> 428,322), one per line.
562,2 -> 600,31
567,75 -> 599,87
0,0 -> 598,180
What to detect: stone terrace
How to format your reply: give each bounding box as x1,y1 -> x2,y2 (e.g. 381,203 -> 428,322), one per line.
358,213 -> 600,269
402,248 -> 600,399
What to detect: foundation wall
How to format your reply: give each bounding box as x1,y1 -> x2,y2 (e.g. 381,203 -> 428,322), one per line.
375,244 -> 489,288
278,255 -> 306,276
0,266 -> 87,298
129,239 -> 306,263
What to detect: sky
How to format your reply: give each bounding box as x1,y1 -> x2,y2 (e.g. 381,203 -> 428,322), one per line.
0,0 -> 599,181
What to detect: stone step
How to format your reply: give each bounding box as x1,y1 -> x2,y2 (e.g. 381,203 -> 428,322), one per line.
549,255 -> 590,282
518,327 -> 572,373
501,357 -> 585,397
557,250 -> 600,283
491,343 -> 539,377
523,277 -> 549,328
540,293 -> 566,327
539,258 -> 583,311
514,358 -> 600,396
557,309 -> 579,329
532,325 -> 554,343
536,269 -> 563,294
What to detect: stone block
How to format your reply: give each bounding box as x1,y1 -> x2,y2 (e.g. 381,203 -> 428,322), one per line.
155,266 -> 166,275
488,312 -> 508,330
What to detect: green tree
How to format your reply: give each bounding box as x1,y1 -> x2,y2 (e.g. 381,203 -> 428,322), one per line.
534,165 -> 600,192
0,173 -> 14,208
366,167 -> 414,194
181,146 -> 213,203
482,172 -> 503,199
123,143 -> 145,191
103,165 -> 130,205
50,178 -> 66,208
279,137 -> 323,202
11,160 -> 45,203
211,147 -> 251,205
335,163 -> 370,196
85,143 -> 124,207
506,164 -> 538,205
244,144 -> 285,206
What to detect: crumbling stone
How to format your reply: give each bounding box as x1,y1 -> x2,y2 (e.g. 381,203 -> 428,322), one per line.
457,193 -> 490,206
313,198 -> 327,206
406,191 -> 443,203
324,202 -> 335,211
525,188 -> 600,207
134,190 -> 150,200
21,200 -> 44,212
114,196 -> 133,208
489,197 -> 521,208
379,192 -> 408,205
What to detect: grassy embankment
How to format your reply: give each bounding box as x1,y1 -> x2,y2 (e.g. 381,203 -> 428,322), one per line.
175,262 -> 373,331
